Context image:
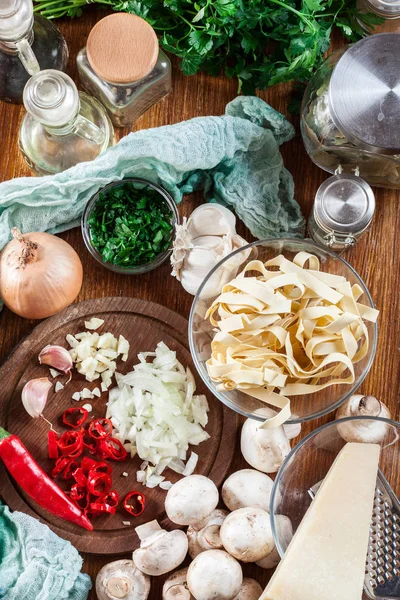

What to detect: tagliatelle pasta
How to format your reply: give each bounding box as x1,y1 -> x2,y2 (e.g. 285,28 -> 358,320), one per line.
205,252 -> 379,428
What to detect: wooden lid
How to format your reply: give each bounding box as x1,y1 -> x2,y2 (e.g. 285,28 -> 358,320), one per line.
87,13 -> 159,84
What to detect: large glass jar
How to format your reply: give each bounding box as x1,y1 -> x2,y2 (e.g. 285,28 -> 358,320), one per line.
301,34 -> 400,189
357,0 -> 400,34
77,13 -> 171,129
19,70 -> 114,176
0,0 -> 68,104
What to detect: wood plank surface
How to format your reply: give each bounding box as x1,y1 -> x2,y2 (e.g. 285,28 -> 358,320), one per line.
0,7 -> 399,598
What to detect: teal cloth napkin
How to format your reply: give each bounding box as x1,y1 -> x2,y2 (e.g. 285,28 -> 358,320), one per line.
0,96 -> 304,251
0,503 -> 91,600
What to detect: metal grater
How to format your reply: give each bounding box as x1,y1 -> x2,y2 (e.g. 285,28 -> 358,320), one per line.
308,470 -> 400,599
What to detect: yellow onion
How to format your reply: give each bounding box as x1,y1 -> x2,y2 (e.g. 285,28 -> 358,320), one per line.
0,228 -> 83,319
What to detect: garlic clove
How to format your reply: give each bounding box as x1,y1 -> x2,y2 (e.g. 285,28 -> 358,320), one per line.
22,377 -> 52,418
39,345 -> 73,376
187,205 -> 237,238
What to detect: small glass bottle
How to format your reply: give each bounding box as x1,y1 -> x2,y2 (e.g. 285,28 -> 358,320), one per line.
307,174 -> 375,252
19,69 -> 114,176
357,0 -> 400,34
77,13 -> 171,128
0,0 -> 68,104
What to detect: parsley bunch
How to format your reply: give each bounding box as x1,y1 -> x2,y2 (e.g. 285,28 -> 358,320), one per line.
34,0 -> 382,93
88,182 -> 174,268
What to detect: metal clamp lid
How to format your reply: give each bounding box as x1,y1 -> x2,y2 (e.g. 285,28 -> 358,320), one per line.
328,34 -> 400,155
314,173 -> 375,236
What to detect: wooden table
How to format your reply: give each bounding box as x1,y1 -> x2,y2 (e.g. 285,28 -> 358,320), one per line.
0,8 -> 399,599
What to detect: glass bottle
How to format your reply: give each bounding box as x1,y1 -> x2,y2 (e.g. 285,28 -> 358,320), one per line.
19,69 -> 115,176
0,0 -> 68,104
307,173 -> 375,252
357,0 -> 400,34
77,13 -> 171,128
301,34 -> 400,189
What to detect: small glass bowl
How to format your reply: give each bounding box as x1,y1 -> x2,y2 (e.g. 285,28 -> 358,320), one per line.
270,417 -> 400,560
81,177 -> 179,274
189,238 -> 378,424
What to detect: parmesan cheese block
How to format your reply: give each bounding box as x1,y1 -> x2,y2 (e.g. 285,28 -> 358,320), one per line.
261,442 -> 380,600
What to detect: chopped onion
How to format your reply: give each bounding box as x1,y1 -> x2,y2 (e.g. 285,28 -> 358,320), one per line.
106,342 -> 210,488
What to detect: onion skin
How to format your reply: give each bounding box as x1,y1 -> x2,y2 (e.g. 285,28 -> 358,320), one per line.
0,230 -> 83,319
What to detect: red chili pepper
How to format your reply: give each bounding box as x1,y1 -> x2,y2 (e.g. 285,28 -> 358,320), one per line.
82,429 -> 97,454
97,437 -> 128,461
81,456 -> 112,476
123,491 -> 146,517
0,427 -> 92,531
87,471 -> 112,497
88,418 -> 113,439
89,490 -> 119,515
69,484 -> 87,502
63,407 -> 88,429
58,430 -> 84,458
72,467 -> 87,487
47,430 -> 59,459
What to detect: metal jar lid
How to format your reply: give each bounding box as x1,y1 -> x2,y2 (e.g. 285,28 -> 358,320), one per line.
314,174 -> 375,235
328,34 -> 400,155
363,0 -> 400,17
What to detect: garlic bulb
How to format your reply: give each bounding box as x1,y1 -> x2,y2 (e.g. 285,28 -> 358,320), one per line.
171,204 -> 249,297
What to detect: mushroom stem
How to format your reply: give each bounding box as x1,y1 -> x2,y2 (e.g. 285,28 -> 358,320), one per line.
163,568 -> 194,600
335,394 -> 391,444
135,520 -> 163,542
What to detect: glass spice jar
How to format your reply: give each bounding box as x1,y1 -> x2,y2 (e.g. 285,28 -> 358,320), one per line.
19,69 -> 114,176
301,34 -> 400,189
307,173 -> 375,252
357,0 -> 400,34
77,13 -> 171,129
0,0 -> 68,105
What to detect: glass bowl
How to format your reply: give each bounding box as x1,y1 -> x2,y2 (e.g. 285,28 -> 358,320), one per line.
188,238 -> 378,424
81,177 -> 179,274
270,417 -> 400,569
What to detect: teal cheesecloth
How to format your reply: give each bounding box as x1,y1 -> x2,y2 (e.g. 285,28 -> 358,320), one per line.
0,503 -> 91,600
0,96 -> 304,251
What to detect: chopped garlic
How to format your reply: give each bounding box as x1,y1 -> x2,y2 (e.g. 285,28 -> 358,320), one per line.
72,392 -> 81,401
81,388 -> 94,399
66,334 -> 79,349
54,381 -> 64,393
101,382 -> 108,392
117,335 -> 130,358
100,349 -> 118,359
92,387 -> 101,398
82,403 -> 93,412
79,357 -> 98,380
159,481 -> 173,491
85,318 -> 105,330
122,521 -> 131,526
49,368 -> 60,379
98,333 -> 118,350
122,472 -> 128,477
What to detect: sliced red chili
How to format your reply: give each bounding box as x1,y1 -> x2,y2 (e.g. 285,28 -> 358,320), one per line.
89,490 -> 119,515
62,407 -> 88,429
97,437 -> 128,461
81,456 -> 112,476
58,430 -> 84,458
88,418 -> 113,439
69,484 -> 87,502
80,456 -> 99,472
72,467 -> 87,487
47,430 -> 59,459
87,471 -> 112,497
82,429 -> 97,454
62,460 -> 79,480
71,491 -> 91,511
123,491 -> 146,517
51,457 -> 72,479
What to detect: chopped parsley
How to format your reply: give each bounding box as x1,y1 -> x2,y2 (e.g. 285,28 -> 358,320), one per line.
88,182 -> 174,268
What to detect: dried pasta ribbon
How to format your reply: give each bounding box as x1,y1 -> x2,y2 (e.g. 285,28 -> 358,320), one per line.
205,252 -> 379,427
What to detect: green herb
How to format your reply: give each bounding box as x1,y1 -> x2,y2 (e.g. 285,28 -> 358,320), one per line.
88,182 -> 174,268
33,0 -> 383,94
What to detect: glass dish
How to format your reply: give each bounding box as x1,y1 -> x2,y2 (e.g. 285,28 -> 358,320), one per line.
189,238 -> 378,424
81,178 -> 179,274
270,417 -> 400,566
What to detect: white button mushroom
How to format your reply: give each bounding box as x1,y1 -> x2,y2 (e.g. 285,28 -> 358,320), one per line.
220,507 -> 274,563
240,417 -> 291,473
96,559 -> 150,600
132,520 -> 188,576
165,475 -> 219,527
232,578 -> 263,600
335,394 -> 391,443
162,568 -> 194,600
187,549 -> 243,600
255,515 -> 293,569
187,509 -> 229,559
222,469 -> 274,512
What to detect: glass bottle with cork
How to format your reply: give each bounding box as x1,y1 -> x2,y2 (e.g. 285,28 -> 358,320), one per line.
77,13 -> 171,129
0,0 -> 68,104
19,69 -> 114,176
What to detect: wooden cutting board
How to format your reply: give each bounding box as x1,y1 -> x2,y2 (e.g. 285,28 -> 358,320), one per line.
0,297 -> 238,554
